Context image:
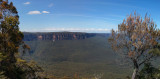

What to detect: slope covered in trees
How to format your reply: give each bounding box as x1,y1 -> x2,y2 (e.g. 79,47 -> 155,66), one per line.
23,34 -> 133,79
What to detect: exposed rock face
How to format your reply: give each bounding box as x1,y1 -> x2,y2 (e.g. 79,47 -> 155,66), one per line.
23,32 -> 107,41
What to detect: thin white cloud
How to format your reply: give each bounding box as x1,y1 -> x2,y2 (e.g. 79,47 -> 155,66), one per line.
40,28 -> 110,33
24,2 -> 30,5
42,11 -> 50,14
48,3 -> 54,7
22,27 -> 113,33
28,11 -> 41,15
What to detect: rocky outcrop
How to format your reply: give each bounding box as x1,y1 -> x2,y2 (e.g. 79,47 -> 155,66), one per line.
23,32 -> 107,41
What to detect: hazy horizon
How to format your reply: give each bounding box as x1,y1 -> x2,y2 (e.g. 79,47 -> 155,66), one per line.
22,31 -> 110,33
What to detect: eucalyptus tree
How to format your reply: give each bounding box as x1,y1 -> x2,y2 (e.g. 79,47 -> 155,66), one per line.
109,13 -> 160,79
0,0 -> 43,79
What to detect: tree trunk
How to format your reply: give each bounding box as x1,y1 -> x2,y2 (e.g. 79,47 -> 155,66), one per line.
132,68 -> 138,79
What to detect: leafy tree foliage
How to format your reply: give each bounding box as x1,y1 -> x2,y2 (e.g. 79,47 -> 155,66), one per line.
109,12 -> 160,79
0,0 -> 44,79
138,62 -> 160,79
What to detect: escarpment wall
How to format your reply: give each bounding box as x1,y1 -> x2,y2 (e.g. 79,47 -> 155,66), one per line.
23,32 -> 106,41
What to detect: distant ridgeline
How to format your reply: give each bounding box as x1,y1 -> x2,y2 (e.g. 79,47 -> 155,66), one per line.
23,32 -> 109,41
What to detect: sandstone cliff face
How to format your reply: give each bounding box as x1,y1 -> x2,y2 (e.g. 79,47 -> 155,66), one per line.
23,32 -> 102,41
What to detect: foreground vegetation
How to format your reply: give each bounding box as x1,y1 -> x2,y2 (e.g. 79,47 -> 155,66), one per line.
109,12 -> 160,79
0,0 -> 45,79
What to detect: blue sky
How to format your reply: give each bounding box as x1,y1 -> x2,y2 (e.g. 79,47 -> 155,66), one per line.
10,0 -> 160,33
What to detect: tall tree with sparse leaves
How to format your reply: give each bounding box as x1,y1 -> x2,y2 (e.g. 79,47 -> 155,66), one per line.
109,12 -> 160,79
0,0 -> 43,79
